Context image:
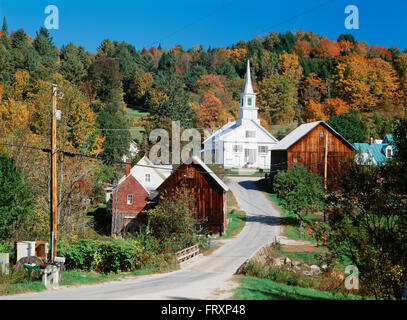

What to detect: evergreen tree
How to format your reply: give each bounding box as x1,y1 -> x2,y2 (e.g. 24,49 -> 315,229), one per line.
0,16 -> 10,48
337,33 -> 356,45
2,16 -> 7,34
327,109 -> 366,143
0,154 -> 35,241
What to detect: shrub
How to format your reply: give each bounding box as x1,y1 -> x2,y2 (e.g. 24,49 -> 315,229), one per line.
240,260 -> 267,278
57,235 -> 176,274
0,242 -> 14,261
273,164 -> 324,224
145,192 -> 196,252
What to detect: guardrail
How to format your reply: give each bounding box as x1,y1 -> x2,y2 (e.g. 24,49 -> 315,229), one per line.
175,245 -> 200,263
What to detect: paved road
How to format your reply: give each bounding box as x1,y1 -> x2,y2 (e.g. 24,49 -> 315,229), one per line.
2,177 -> 280,300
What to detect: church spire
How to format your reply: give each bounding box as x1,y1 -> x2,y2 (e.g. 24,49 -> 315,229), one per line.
237,59 -> 259,124
243,59 -> 254,94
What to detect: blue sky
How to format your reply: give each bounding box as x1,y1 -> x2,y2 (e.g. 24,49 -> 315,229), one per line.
0,0 -> 406,52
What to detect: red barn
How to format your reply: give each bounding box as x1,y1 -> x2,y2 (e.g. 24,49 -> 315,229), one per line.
111,162 -> 152,235
157,156 -> 229,236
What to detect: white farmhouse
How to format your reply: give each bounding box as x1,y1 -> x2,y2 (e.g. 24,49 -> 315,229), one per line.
203,60 -> 278,169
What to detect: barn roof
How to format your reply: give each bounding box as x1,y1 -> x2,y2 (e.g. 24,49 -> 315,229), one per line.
185,156 -> 229,192
273,121 -> 356,151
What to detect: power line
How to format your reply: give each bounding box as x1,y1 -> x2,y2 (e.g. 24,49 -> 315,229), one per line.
0,141 -> 292,176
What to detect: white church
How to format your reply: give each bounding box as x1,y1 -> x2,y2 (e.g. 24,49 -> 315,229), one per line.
203,60 -> 278,169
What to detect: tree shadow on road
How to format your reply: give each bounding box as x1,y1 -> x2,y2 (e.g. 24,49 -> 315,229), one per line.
245,215 -> 298,228
237,180 -> 261,190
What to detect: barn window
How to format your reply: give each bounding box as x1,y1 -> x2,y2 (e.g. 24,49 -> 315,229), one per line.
145,173 -> 151,182
293,157 -> 298,163
320,131 -> 324,138
127,194 -> 133,205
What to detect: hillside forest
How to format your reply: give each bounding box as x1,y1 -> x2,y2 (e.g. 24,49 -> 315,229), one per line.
0,17 -> 407,242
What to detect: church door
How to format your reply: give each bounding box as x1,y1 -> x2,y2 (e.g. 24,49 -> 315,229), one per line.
244,149 -> 256,164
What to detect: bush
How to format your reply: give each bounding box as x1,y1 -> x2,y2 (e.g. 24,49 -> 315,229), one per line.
273,164 -> 324,222
0,242 -> 14,262
145,191 -> 197,252
57,236 -> 174,274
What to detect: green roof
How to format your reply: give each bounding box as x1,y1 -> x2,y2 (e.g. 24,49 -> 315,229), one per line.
354,135 -> 394,166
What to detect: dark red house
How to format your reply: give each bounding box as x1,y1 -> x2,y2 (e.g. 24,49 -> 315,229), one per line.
110,162 -> 151,235
157,156 -> 229,236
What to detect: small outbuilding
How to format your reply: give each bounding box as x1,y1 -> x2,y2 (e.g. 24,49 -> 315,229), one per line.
157,156 -> 229,236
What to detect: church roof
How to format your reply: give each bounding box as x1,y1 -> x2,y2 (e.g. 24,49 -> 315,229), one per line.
203,121 -> 237,143
203,119 -> 278,144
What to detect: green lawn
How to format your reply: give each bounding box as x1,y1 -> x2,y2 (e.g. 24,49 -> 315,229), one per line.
126,107 -> 149,121
234,277 -> 371,300
125,107 -> 149,140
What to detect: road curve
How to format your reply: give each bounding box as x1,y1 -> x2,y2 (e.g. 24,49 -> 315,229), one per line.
2,177 -> 280,300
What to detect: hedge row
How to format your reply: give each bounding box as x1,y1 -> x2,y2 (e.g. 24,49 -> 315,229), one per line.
57,239 -> 173,273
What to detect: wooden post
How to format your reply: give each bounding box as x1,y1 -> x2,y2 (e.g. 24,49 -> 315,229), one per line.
50,84 -> 58,263
323,132 -> 328,222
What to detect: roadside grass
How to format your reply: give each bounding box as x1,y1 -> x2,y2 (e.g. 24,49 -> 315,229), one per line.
214,191 -> 246,240
264,193 -> 318,243
231,182 -> 368,300
0,266 -> 176,296
280,249 -> 320,266
265,191 -> 355,270
234,277 -> 371,300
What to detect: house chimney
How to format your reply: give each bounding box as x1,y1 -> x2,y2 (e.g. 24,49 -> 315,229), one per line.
370,137 -> 374,146
125,156 -> 131,176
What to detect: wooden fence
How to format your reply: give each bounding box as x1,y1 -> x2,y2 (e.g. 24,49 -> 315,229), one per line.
175,245 -> 200,263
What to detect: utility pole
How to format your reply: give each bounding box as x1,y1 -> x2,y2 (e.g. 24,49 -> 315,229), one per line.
50,84 -> 58,263
323,132 -> 328,222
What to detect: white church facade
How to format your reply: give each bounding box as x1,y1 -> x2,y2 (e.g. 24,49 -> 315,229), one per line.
203,60 -> 278,169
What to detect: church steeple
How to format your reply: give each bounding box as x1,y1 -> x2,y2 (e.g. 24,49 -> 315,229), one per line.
243,59 -> 254,94
238,60 -> 259,124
